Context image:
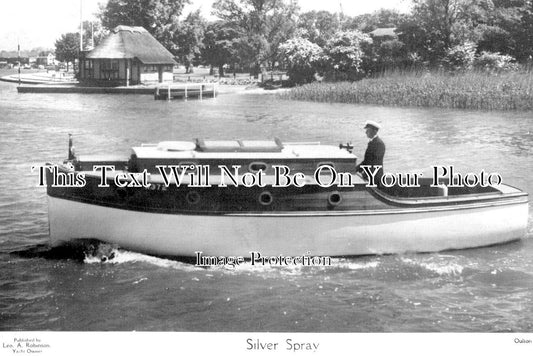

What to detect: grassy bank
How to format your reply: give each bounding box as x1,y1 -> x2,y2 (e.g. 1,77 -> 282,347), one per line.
280,70 -> 533,111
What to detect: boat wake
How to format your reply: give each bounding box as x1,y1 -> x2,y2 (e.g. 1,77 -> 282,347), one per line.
400,255 -> 466,276
82,248 -> 386,278
12,241 -> 524,284
75,244 -> 385,277
335,258 -> 381,270
83,247 -> 202,272
9,241 -> 199,271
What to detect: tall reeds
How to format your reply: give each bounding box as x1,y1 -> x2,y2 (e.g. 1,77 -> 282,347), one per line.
280,70 -> 533,111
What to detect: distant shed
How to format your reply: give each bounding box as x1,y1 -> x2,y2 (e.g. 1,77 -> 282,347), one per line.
369,28 -> 398,39
79,26 -> 177,86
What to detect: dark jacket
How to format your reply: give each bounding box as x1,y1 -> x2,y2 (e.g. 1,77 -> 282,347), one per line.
357,136 -> 385,185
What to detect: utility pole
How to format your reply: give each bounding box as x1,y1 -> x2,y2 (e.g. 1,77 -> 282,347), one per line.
79,0 -> 83,76
338,0 -> 345,25
80,0 -> 83,51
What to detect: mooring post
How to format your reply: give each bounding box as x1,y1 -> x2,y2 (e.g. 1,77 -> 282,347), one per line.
213,83 -> 216,98
200,84 -> 203,100
185,84 -> 188,100
167,84 -> 171,101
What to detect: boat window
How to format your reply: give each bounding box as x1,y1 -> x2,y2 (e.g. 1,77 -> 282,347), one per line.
317,162 -> 335,169
258,191 -> 273,206
328,191 -> 342,206
186,191 -> 201,205
249,162 -> 268,173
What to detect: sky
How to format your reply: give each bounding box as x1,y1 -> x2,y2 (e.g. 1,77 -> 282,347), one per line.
0,0 -> 411,51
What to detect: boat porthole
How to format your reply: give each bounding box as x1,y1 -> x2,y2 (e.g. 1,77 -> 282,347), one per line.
328,191 -> 342,206
178,162 -> 197,172
186,191 -> 201,205
258,191 -> 273,206
249,162 -> 268,173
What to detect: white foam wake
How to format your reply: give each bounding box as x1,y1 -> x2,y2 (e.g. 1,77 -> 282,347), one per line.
401,256 -> 465,276
83,248 -> 203,272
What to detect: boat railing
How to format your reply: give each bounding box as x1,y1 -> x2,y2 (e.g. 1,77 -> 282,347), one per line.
370,184 -> 527,206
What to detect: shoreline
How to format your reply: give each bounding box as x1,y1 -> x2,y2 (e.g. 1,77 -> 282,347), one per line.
280,71 -> 533,111
8,69 -> 529,110
0,70 -> 280,96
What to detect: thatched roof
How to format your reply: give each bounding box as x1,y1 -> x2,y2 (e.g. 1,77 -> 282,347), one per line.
86,26 -> 177,65
369,28 -> 397,38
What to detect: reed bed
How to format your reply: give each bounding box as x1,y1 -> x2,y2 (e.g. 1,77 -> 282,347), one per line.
280,70 -> 533,111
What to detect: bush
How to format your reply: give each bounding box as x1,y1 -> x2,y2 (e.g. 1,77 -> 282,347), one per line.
473,51 -> 519,73
323,30 -> 372,81
443,42 -> 477,71
279,37 -> 323,85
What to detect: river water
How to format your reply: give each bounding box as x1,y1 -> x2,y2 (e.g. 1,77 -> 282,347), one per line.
0,78 -> 532,332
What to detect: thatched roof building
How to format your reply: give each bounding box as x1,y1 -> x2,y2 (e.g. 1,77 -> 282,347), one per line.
80,26 -> 177,86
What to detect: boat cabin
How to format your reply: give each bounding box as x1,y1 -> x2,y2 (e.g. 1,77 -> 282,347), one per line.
125,139 -> 358,176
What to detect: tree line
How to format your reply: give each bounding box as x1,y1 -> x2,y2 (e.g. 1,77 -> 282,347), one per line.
54,0 -> 533,84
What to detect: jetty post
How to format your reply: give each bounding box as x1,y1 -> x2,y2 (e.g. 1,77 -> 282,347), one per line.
17,42 -> 21,86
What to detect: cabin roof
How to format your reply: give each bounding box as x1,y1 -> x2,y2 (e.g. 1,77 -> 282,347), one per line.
86,26 -> 177,65
131,141 -> 356,159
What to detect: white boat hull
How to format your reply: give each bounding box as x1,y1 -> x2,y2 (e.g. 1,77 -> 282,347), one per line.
48,196 -> 529,257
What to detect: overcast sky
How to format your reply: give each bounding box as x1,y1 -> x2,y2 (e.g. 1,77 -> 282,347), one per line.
0,0 -> 411,51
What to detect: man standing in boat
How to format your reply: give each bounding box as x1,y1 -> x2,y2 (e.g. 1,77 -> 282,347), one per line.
356,120 -> 385,187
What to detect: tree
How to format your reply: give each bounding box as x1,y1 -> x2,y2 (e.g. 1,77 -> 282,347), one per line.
473,0 -> 521,56
297,10 -> 341,47
55,33 -> 79,71
212,0 -> 299,74
98,0 -> 189,51
516,0 -> 533,61
345,8 -> 407,32
366,39 -> 407,74
175,10 -> 206,73
397,0 -> 491,64
279,37 -> 323,84
201,21 -> 239,76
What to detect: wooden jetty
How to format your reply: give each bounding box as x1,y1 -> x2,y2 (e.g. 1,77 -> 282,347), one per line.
154,83 -> 217,100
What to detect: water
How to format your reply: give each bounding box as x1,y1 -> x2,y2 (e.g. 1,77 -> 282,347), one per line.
0,78 -> 532,331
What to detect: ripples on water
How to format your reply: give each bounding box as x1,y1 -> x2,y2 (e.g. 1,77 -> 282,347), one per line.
0,79 -> 532,331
